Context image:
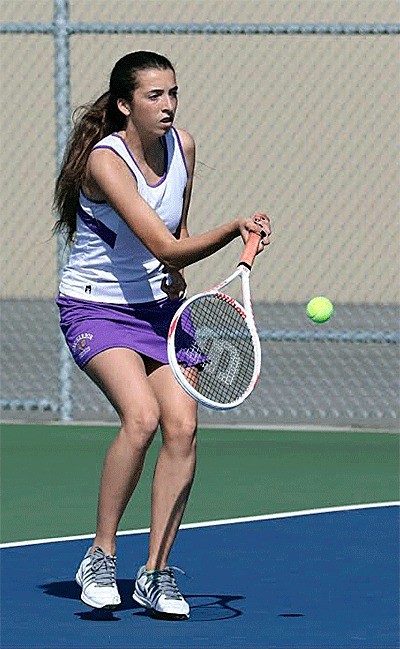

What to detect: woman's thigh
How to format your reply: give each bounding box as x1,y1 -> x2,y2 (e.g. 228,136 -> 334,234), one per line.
84,348 -> 161,430
145,359 -> 198,441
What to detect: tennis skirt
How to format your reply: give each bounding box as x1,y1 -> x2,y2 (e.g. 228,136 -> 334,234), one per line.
56,294 -> 186,370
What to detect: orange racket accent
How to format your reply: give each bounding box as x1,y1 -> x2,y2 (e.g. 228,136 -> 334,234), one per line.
238,231 -> 261,269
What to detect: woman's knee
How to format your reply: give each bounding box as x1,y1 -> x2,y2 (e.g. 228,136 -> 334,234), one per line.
162,413 -> 198,451
120,407 -> 160,450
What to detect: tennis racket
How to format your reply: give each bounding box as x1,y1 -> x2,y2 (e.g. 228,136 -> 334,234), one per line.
167,229 -> 263,409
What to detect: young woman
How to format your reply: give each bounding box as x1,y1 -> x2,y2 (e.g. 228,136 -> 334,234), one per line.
54,51 -> 270,619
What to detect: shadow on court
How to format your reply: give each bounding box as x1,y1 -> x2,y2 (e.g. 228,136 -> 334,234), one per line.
40,579 -> 244,621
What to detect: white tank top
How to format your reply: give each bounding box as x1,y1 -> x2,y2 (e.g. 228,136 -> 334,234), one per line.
59,127 -> 188,304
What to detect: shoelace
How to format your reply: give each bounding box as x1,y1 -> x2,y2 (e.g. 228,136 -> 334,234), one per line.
89,549 -> 117,587
148,566 -> 185,600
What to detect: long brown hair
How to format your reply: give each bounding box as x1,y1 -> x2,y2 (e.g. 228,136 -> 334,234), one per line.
53,51 -> 175,243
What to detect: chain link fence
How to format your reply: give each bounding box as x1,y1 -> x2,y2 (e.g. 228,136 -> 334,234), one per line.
1,0 -> 399,428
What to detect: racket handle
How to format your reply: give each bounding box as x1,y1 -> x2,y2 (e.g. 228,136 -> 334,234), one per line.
238,231 -> 261,270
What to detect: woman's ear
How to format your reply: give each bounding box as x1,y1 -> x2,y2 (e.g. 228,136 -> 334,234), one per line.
117,98 -> 130,117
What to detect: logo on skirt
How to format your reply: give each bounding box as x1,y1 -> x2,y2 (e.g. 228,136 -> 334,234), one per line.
72,332 -> 93,358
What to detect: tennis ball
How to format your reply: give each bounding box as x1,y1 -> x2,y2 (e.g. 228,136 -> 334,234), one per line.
306,296 -> 334,323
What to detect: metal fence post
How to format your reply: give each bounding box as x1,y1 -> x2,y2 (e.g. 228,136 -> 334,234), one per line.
54,0 -> 73,421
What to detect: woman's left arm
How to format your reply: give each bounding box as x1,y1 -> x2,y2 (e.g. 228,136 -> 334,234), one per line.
177,128 -> 196,242
161,128 -> 195,299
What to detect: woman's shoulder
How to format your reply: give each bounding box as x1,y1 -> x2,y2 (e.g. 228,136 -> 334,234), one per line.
173,127 -> 195,175
89,133 -> 135,173
92,132 -> 124,152
173,127 -> 195,154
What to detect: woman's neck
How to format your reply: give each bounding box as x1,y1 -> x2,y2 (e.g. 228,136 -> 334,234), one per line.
119,127 -> 161,161
118,128 -> 165,180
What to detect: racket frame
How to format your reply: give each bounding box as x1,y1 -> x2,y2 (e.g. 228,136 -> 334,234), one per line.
167,261 -> 262,409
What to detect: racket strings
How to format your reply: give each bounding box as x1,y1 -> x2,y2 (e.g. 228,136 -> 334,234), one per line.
174,294 -> 256,405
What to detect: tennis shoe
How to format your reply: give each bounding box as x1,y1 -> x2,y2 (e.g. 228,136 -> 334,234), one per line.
75,546 -> 121,609
133,565 -> 190,619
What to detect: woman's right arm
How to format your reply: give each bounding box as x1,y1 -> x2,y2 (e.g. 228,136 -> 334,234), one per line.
84,148 -> 269,269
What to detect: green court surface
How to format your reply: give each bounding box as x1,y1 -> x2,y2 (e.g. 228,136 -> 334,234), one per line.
1,423 -> 398,544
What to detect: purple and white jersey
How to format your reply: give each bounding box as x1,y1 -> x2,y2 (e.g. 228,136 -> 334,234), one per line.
59,127 -> 188,304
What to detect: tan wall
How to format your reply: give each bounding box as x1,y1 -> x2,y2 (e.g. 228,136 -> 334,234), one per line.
1,1 -> 399,303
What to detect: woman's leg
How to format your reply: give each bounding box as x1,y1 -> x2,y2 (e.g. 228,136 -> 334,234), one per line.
145,360 -> 198,570
84,348 -> 161,555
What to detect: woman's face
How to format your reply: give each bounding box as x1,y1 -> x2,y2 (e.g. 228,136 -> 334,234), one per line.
128,67 -> 178,137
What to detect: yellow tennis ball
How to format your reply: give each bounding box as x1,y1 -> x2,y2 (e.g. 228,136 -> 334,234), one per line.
306,296 -> 334,323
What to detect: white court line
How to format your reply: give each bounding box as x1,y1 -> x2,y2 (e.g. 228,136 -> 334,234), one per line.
1,501 -> 398,550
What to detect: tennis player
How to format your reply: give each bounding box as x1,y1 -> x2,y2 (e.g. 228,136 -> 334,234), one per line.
54,51 -> 270,618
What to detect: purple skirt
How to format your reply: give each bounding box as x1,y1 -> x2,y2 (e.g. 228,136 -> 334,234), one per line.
56,294 -> 186,370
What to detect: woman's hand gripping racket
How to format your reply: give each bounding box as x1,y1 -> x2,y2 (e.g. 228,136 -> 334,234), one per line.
167,215 -> 269,409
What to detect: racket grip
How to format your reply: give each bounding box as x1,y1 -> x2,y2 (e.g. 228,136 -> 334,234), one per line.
238,232 -> 261,270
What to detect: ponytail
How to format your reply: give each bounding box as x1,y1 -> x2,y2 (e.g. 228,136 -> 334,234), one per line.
53,91 -> 124,243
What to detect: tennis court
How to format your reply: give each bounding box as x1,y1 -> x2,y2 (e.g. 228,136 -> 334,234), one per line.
1,424 -> 399,648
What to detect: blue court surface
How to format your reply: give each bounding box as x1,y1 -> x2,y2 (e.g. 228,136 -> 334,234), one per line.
1,505 -> 399,649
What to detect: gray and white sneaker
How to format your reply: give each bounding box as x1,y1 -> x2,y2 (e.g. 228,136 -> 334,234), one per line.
75,546 -> 121,609
133,565 -> 190,619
